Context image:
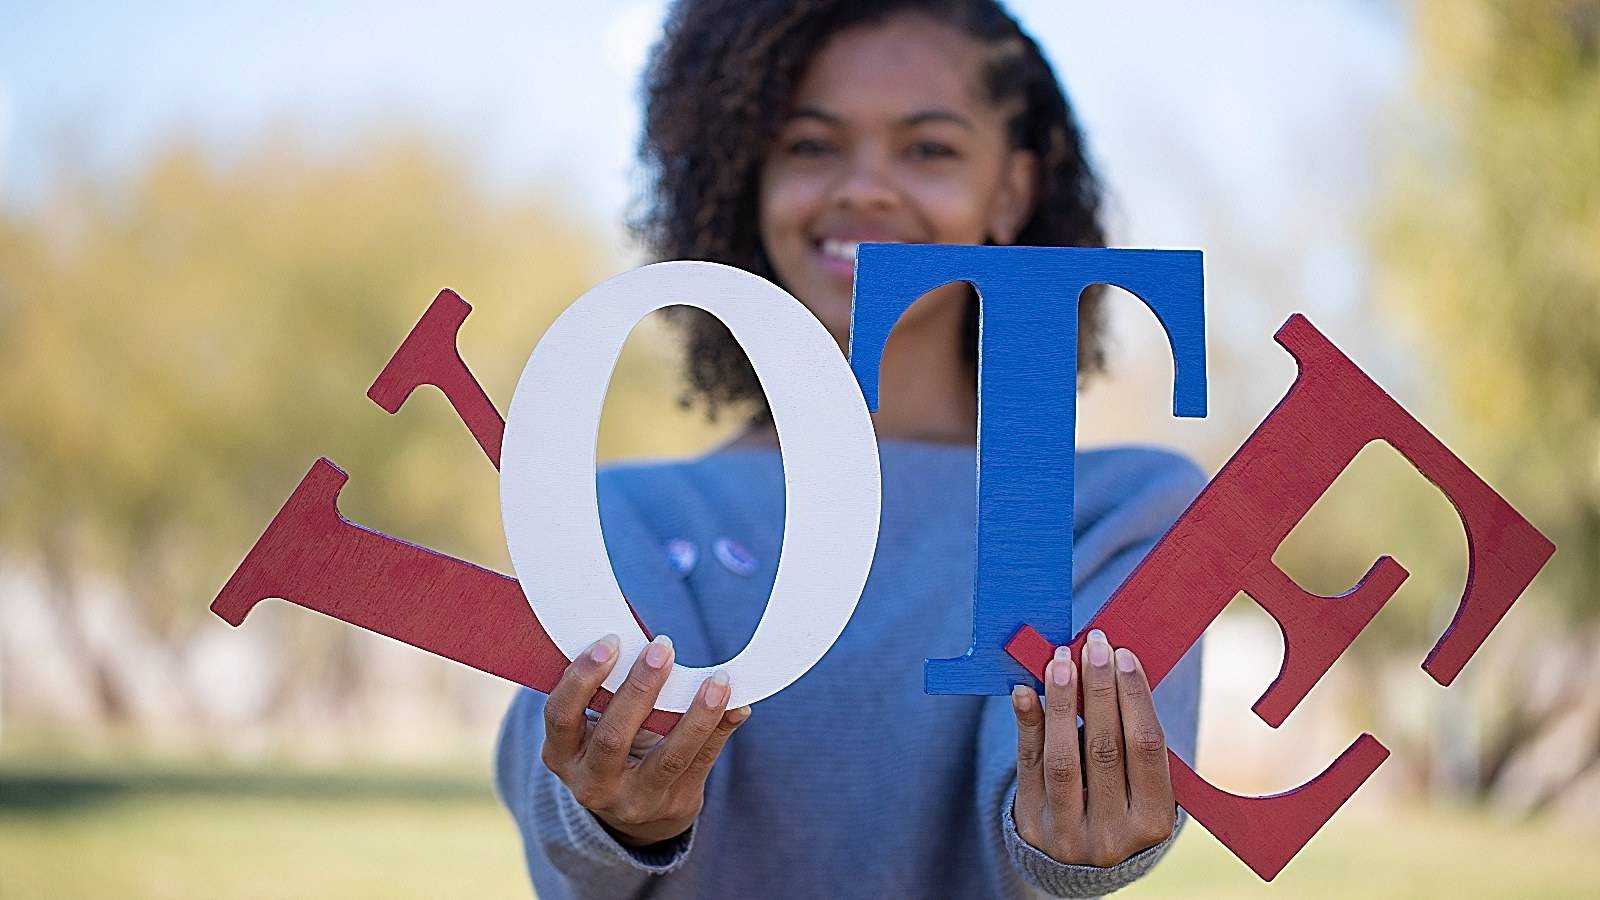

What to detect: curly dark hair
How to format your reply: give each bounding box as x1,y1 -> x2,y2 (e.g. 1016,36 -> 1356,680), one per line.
633,0 -> 1109,422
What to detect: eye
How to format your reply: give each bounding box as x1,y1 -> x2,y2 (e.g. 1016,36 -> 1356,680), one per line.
907,140 -> 959,161
787,137 -> 838,158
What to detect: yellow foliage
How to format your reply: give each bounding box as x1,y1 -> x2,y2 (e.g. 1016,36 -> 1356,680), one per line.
0,133 -> 728,635
1374,0 -> 1600,615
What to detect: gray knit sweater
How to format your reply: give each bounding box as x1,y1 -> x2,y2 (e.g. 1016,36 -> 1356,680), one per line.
495,440 -> 1206,898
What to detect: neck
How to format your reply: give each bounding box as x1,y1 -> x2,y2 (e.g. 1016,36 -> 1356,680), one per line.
868,300 -> 977,444
730,284 -> 976,449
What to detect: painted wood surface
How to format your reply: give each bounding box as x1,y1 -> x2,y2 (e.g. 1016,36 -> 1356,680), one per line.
367,288 -> 505,467
212,270 -> 1554,882
212,289 -> 680,734
1005,312 -> 1556,880
849,244 -> 1208,696
500,261 -> 881,712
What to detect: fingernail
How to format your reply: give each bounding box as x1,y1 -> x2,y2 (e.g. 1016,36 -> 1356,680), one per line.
1050,658 -> 1073,688
1115,647 -> 1137,673
729,705 -> 752,724
645,634 -> 673,669
704,670 -> 730,708
589,634 -> 619,664
1087,629 -> 1110,667
1011,684 -> 1032,711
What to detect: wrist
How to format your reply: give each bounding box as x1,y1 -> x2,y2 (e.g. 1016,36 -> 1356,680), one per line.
594,810 -> 692,848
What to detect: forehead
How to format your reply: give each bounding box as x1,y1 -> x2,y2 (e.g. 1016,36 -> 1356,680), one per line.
790,13 -> 996,121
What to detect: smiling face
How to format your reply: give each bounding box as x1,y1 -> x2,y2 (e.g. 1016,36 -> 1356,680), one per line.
758,12 -> 1039,349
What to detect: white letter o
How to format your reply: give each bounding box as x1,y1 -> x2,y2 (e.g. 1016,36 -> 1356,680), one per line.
500,261 -> 881,712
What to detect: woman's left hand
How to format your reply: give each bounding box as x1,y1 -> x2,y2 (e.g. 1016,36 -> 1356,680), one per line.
1010,628 -> 1176,868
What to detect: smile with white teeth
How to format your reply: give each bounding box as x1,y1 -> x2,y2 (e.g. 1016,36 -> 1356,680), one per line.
819,239 -> 860,262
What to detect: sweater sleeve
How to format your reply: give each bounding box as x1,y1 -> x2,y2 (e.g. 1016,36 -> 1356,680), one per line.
979,449 -> 1207,897
1001,780 -> 1190,898
493,685 -> 696,899
490,466 -> 713,899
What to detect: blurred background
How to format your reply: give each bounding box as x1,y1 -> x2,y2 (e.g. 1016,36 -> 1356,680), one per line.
0,0 -> 1595,897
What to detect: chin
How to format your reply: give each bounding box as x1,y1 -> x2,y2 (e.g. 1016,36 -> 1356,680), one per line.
804,295 -> 854,345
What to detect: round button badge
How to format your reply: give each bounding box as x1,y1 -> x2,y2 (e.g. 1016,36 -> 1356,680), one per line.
663,538 -> 699,576
713,537 -> 759,577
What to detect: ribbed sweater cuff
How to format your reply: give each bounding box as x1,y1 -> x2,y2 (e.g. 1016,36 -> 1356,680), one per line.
554,783 -> 696,874
1001,783 -> 1183,897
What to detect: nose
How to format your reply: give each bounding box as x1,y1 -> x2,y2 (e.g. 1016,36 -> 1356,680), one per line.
830,145 -> 898,213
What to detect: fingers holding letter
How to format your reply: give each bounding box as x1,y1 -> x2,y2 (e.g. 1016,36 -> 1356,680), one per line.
1115,646 -> 1176,850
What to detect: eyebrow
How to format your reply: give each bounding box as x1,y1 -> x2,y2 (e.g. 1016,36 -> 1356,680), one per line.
902,109 -> 975,130
788,106 -> 976,131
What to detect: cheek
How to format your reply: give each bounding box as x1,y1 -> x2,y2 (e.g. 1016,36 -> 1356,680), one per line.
909,173 -> 1000,244
759,168 -> 824,246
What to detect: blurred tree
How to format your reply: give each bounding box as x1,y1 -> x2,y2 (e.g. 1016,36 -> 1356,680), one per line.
1211,0 -> 1599,814
1359,0 -> 1600,811
1377,0 -> 1598,617
0,133 -> 725,733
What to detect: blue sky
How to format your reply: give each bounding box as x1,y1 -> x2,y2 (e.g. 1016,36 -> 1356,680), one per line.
1,1 -> 1404,231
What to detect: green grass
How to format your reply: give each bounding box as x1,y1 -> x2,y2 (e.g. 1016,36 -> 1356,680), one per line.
1126,804 -> 1600,899
0,756 -> 529,900
1,754 -> 1596,899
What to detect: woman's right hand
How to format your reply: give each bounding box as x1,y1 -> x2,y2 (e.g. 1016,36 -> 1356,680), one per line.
540,633 -> 752,847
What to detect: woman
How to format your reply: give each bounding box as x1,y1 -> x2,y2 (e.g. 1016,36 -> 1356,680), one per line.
495,1 -> 1205,897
